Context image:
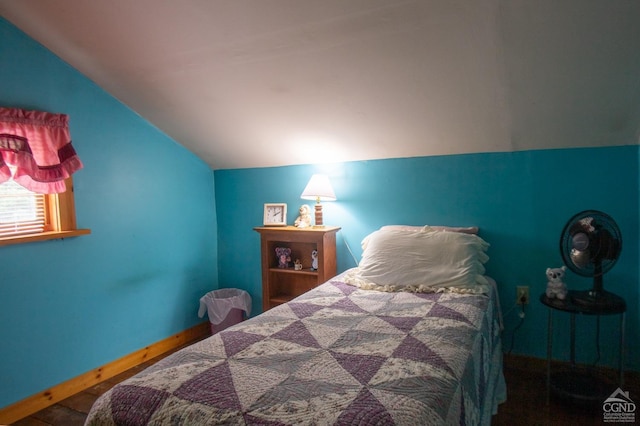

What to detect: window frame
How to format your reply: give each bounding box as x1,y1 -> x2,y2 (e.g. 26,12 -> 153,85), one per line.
0,176 -> 90,247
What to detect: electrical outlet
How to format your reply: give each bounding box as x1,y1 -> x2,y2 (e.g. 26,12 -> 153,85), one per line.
516,286 -> 530,305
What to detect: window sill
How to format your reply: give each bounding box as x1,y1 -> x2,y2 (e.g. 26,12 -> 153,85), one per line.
0,229 -> 91,247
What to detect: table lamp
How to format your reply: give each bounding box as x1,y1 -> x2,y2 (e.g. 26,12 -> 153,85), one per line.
300,174 -> 336,227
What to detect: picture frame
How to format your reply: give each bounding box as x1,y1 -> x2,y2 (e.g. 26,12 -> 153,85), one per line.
263,203 -> 287,226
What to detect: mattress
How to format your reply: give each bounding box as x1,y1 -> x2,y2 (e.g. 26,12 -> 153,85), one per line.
85,271 -> 506,425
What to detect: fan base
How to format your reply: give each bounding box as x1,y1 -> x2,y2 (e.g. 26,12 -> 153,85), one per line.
571,290 -> 626,313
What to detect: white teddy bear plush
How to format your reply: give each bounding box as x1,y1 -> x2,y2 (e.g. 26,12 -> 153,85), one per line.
546,266 -> 568,300
294,204 -> 312,228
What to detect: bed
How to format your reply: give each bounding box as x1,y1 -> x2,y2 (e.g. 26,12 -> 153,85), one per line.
85,226 -> 506,425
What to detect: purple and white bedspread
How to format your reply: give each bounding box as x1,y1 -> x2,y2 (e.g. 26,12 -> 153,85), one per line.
85,274 -> 506,425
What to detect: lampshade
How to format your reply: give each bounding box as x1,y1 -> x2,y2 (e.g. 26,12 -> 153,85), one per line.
300,174 -> 336,202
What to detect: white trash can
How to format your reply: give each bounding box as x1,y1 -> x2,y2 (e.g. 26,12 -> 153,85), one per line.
198,288 -> 252,334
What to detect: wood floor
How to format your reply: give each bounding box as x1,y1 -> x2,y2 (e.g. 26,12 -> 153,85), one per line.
10,341 -> 197,426
494,355 -> 639,426
10,352 -> 639,425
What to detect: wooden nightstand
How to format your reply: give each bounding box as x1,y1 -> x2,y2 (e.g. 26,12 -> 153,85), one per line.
254,226 -> 340,311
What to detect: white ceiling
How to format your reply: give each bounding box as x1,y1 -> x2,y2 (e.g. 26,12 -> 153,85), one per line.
1,1 -> 639,170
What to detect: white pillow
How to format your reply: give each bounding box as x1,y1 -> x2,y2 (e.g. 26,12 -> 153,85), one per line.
362,225 -> 479,251
379,225 -> 479,234
345,228 -> 490,294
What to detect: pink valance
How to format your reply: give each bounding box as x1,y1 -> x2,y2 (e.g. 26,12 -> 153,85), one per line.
0,107 -> 83,194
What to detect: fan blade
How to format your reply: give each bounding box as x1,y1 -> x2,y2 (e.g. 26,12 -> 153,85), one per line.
570,248 -> 591,269
594,228 -> 620,260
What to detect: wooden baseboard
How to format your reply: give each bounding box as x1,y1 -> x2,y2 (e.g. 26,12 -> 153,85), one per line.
0,321 -> 210,425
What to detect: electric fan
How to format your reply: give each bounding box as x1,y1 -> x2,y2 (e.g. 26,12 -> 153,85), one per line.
559,210 -> 625,310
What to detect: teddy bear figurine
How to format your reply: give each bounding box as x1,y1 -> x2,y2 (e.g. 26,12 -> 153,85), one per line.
275,247 -> 291,269
546,266 -> 568,300
294,204 -> 312,228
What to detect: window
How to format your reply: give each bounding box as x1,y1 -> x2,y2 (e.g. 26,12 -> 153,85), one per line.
0,178 -> 46,236
0,175 -> 89,246
0,107 -> 88,245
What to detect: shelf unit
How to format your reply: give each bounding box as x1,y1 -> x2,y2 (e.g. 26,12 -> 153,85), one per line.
254,226 -> 340,311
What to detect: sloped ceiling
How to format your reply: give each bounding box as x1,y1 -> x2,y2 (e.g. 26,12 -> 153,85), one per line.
1,0 -> 639,170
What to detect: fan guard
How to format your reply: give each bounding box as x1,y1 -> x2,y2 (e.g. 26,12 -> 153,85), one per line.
559,210 -> 624,310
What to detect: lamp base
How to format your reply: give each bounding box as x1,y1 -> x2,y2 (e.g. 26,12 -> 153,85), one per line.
314,203 -> 323,226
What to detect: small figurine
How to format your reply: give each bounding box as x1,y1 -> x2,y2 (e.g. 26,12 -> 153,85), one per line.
275,247 -> 291,268
311,249 -> 318,270
294,204 -> 312,228
546,266 -> 568,300
294,259 -> 303,271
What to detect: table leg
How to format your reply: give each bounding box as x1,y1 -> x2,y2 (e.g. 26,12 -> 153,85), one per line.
546,307 -> 552,404
619,313 -> 625,387
570,313 -> 576,366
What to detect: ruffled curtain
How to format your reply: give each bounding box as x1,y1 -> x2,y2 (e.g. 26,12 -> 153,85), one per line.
0,107 -> 83,194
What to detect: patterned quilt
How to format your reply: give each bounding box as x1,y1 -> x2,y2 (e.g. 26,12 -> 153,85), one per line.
85,274 -> 506,425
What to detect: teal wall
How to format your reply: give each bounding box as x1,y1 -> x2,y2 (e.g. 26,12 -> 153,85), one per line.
215,148 -> 639,372
0,18 -> 218,407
